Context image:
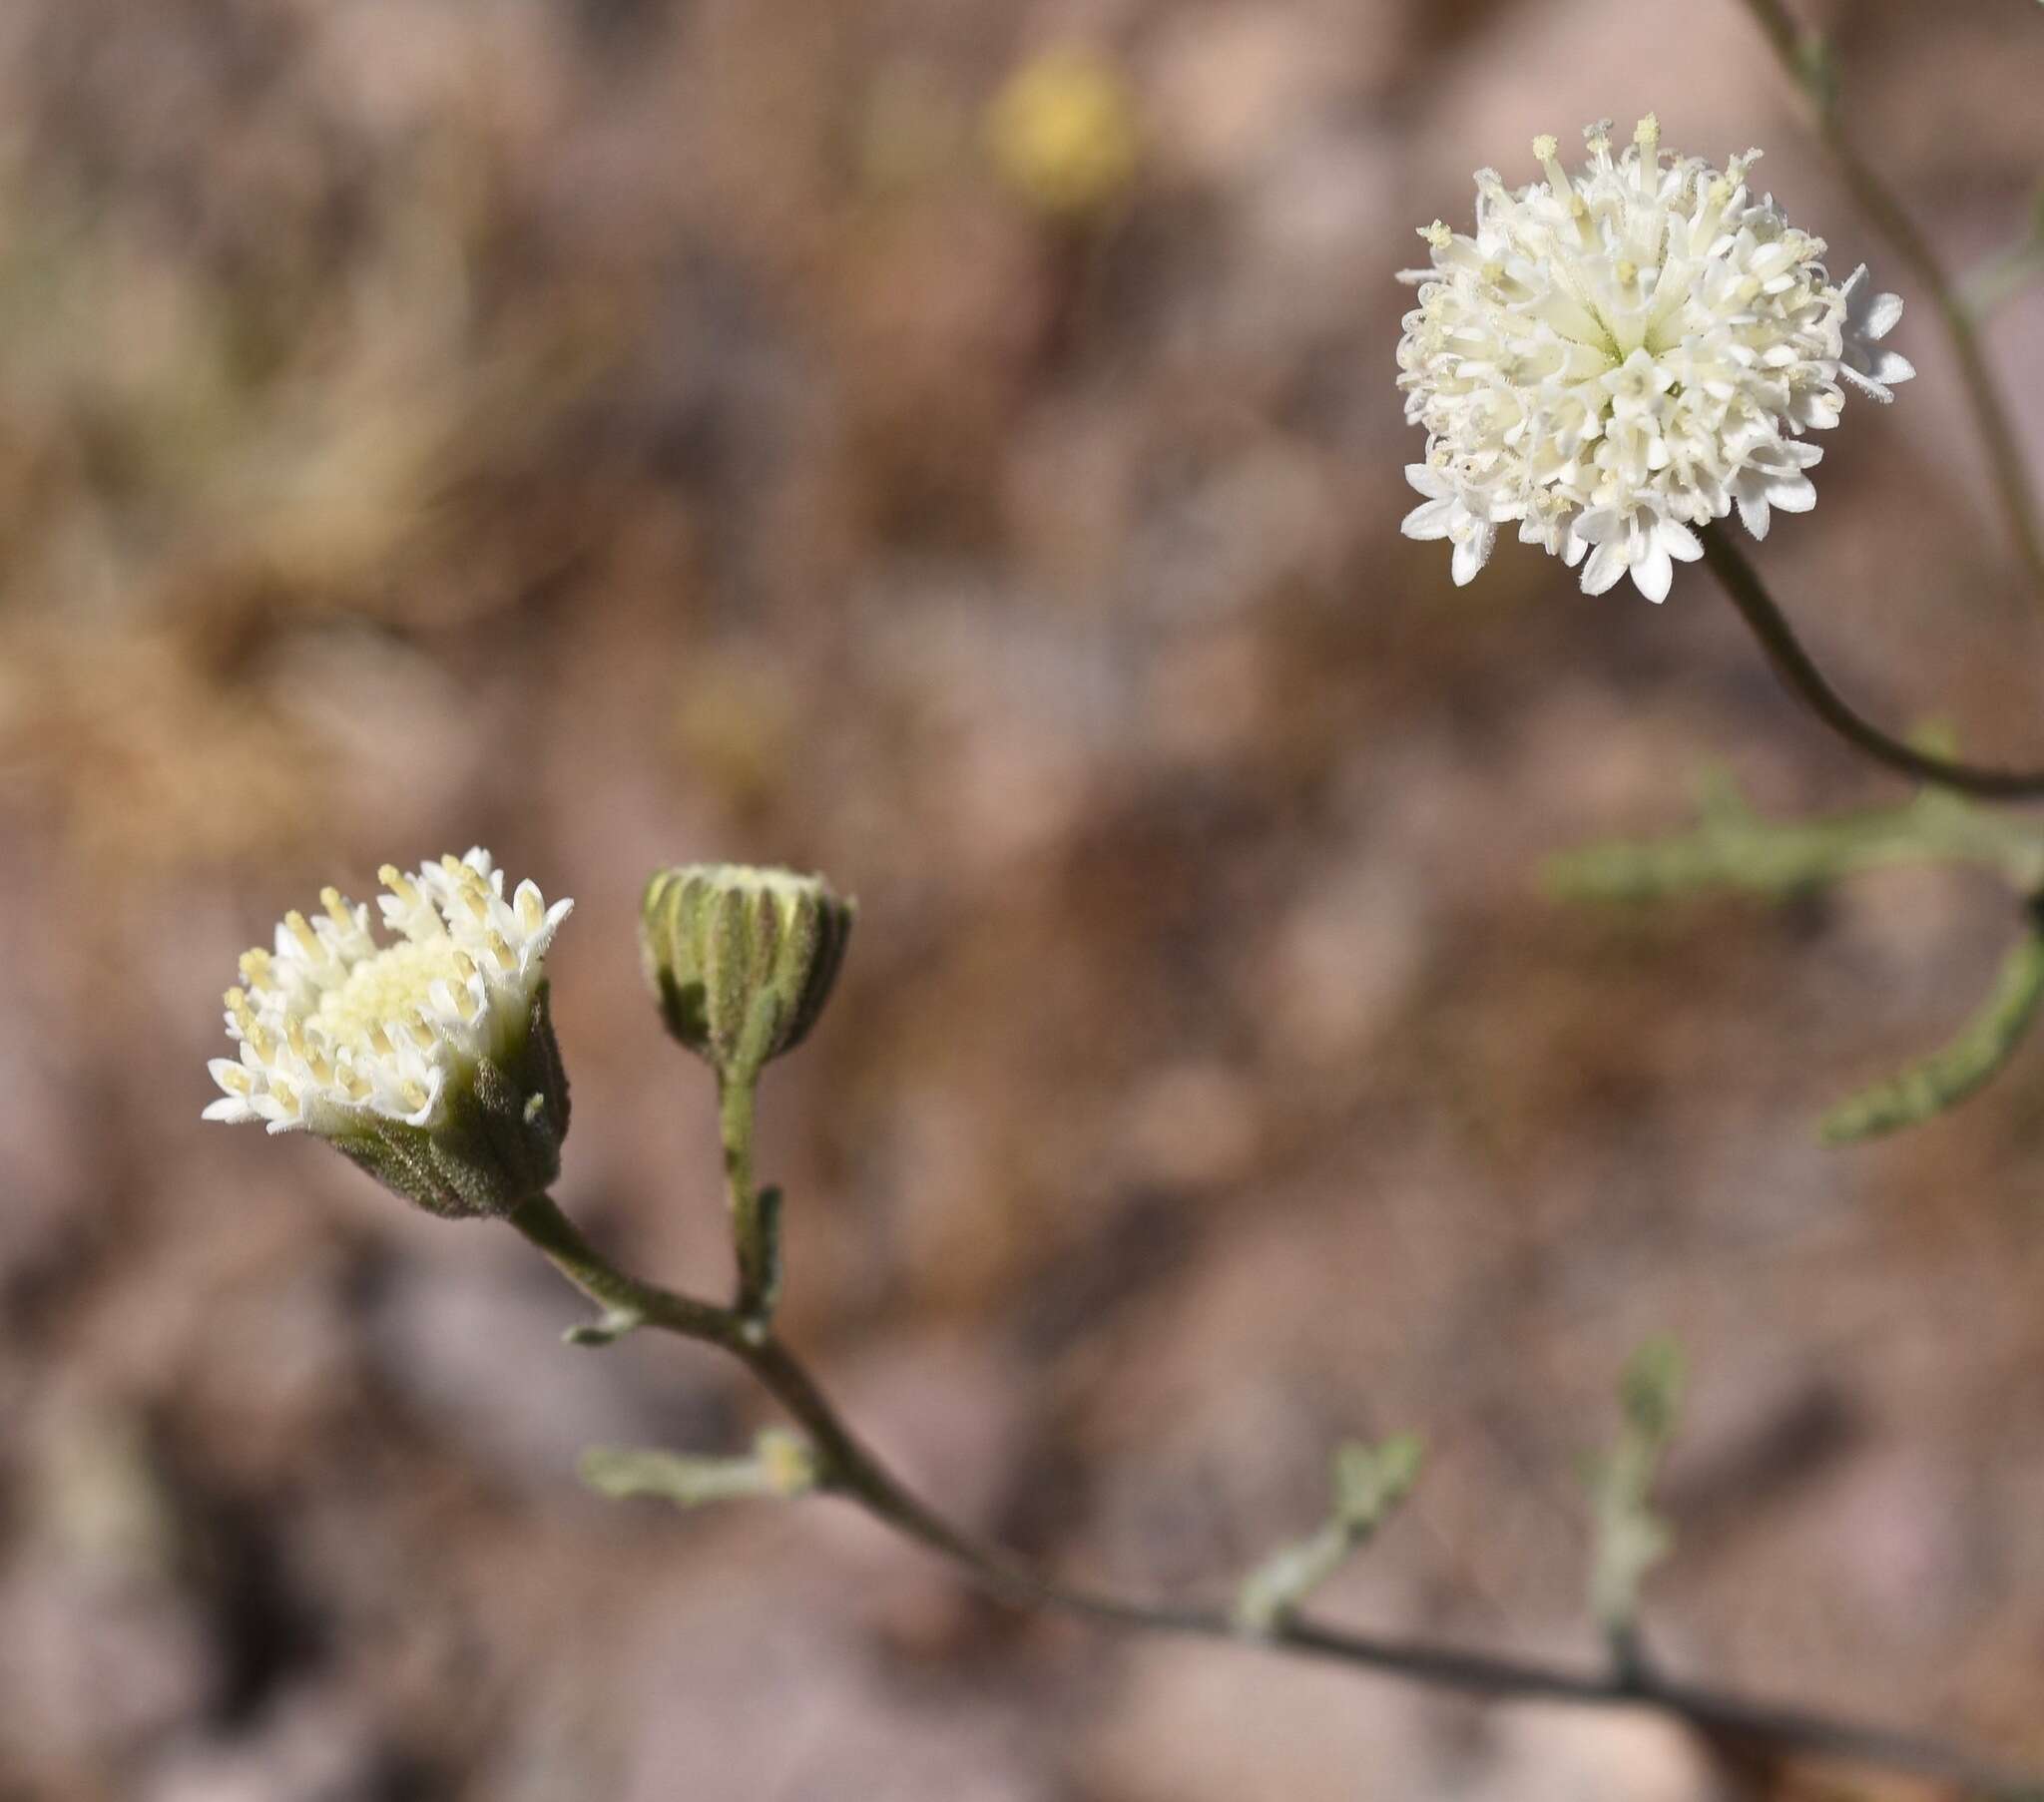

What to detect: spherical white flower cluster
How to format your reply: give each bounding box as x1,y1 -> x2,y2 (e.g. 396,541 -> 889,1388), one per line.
1396,116 -> 1913,602
206,849 -> 573,1136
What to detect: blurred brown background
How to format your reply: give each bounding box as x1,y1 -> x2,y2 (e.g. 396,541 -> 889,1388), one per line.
3,0 -> 2043,1796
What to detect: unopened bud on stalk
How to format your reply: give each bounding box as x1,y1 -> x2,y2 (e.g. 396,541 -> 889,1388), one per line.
640,865 -> 854,1079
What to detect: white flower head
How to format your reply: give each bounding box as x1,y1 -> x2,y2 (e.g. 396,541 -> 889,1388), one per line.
207,849 -> 574,1216
1397,116 -> 1911,601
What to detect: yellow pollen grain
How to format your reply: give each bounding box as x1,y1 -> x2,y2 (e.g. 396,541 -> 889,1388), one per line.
1532,133 -> 1558,163
1634,113 -> 1660,151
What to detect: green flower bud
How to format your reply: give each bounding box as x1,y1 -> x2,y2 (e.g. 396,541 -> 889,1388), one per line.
640,864 -> 853,1078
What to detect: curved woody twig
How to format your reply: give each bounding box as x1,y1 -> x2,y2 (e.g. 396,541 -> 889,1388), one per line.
509,1192 -> 2043,1802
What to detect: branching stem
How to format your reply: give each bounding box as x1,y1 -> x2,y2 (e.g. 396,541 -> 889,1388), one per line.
506,1192 -> 2042,1800
1734,0 -> 2044,606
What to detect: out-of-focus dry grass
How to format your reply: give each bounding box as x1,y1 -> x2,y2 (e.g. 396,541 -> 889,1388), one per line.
3,2 -> 2043,1797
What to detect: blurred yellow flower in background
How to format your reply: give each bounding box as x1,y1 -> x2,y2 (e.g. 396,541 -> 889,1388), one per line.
984,45 -> 1141,219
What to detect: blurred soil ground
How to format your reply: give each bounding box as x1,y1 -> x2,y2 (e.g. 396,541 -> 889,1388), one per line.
2,1 -> 2043,1796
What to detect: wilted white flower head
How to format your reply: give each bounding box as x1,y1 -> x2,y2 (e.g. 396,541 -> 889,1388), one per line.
1397,116 -> 1913,602
206,850 -> 573,1216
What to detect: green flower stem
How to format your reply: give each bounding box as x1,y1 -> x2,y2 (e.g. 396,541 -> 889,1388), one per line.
506,1190 -> 2040,1799
1735,0 -> 2044,606
507,1192 -> 736,1341
1700,526 -> 2044,800
719,1069 -> 774,1327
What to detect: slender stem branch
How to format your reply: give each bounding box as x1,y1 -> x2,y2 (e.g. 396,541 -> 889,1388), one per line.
505,1192 -> 2043,1800
1699,525 -> 2044,798
718,1070 -> 771,1321
1734,0 -> 2044,604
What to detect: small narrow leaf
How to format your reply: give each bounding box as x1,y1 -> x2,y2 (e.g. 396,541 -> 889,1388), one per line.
753,1185 -> 785,1319
1235,1432 -> 1423,1633
1587,1338 -> 1686,1650
580,1429 -> 819,1511
1331,1432 -> 1425,1532
563,1307 -> 644,1347
1820,927 -> 2044,1143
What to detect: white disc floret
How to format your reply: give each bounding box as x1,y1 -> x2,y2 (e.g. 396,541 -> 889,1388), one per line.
206,848 -> 573,1137
1396,116 -> 1912,602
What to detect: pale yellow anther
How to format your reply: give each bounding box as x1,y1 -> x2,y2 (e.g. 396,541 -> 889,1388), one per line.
1418,220 -> 1453,250
368,1022 -> 395,1056
286,910 -> 321,957
487,931 -> 516,973
516,888 -> 544,932
238,949 -> 272,988
1583,118 -> 1614,154
306,1050 -> 334,1085
342,1069 -> 370,1102
454,949 -> 479,983
270,1079 -> 299,1114
285,1017 -> 309,1059
461,887 -> 489,922
1634,113 -> 1660,151
1532,133 -> 1559,163
379,864 -> 424,911
400,1079 -> 430,1113
225,985 -> 248,1015
1616,257 -> 1639,284
219,1065 -> 253,1095
319,886 -> 351,928
408,1012 -> 437,1050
